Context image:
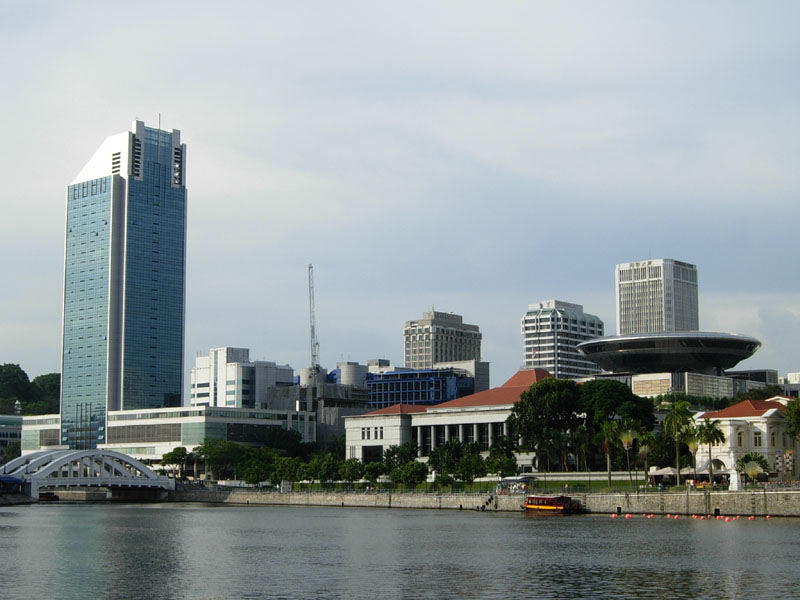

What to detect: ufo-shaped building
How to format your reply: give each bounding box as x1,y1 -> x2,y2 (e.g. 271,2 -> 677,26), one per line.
577,332 -> 761,376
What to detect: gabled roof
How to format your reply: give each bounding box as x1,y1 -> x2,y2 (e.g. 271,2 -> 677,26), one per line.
362,404 -> 428,416
702,398 -> 789,420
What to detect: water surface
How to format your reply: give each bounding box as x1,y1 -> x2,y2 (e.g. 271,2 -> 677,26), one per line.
0,503 -> 796,599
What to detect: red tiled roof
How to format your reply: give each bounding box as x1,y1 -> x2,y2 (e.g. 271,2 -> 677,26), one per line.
501,369 -> 552,388
362,404 -> 428,416
702,399 -> 788,419
428,369 -> 552,409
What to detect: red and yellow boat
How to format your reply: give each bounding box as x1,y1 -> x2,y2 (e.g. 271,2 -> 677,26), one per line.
524,494 -> 581,514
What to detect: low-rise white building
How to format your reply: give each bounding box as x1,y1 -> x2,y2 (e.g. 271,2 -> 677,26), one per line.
345,369 -> 551,463
695,397 -> 798,480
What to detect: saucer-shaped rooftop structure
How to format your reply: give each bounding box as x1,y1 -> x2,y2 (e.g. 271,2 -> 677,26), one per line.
576,332 -> 761,375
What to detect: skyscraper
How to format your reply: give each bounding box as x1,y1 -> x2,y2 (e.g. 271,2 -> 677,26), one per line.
61,120 -> 187,449
403,311 -> 481,369
521,300 -> 604,378
615,259 -> 698,335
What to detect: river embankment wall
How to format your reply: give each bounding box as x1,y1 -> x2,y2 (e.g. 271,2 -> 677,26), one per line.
0,493 -> 35,506
170,487 -> 800,516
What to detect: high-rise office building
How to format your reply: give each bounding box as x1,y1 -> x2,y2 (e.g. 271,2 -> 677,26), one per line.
615,259 -> 699,335
521,300 -> 604,378
403,311 -> 481,369
60,120 -> 187,449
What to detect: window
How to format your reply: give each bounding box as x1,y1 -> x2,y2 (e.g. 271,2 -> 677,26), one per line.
737,432 -> 743,447
771,431 -> 776,447
754,431 -> 762,447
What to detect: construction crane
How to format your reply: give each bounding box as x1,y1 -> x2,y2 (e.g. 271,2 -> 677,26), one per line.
308,263 -> 321,374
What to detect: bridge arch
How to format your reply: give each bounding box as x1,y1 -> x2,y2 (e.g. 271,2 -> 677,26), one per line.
1,449 -> 175,498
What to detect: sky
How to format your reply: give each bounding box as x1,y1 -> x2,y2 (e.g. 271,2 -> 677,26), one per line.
1,1 -> 798,391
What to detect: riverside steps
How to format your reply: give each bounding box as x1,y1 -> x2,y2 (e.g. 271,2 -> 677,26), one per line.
169,485 -> 800,516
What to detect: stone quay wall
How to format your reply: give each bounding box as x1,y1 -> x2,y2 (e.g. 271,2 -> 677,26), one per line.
171,487 -> 800,516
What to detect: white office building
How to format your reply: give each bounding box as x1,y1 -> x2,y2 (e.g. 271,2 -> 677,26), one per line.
615,259 -> 699,335
403,311 -> 481,369
190,347 -> 294,409
522,300 -> 604,378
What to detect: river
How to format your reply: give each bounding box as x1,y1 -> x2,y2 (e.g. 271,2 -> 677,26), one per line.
1,503 -> 798,599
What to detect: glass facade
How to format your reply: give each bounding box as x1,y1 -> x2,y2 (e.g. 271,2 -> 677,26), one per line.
61,121 -> 186,449
366,369 -> 475,409
61,176 -> 113,448
122,127 -> 185,410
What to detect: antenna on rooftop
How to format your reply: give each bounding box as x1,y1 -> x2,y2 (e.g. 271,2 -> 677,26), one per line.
308,264 -> 321,374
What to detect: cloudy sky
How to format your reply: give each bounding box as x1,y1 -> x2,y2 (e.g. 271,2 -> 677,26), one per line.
2,1 -> 798,389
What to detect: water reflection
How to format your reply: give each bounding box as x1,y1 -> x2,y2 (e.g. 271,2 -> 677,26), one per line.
1,505 -> 799,599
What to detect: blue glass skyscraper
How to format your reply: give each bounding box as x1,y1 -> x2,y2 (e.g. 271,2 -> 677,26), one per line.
61,120 -> 187,449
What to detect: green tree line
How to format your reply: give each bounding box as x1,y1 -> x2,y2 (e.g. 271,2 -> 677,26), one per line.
0,364 -> 60,416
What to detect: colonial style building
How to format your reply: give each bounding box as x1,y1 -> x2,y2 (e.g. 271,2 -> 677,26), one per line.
345,369 -> 550,463
695,397 -> 798,485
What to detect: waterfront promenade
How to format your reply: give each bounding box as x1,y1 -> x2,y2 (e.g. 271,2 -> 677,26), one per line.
170,485 -> 800,516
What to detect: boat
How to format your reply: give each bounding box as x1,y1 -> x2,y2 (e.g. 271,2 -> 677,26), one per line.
524,494 -> 581,514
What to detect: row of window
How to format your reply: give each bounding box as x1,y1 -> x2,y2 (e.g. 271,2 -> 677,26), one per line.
361,427 -> 384,440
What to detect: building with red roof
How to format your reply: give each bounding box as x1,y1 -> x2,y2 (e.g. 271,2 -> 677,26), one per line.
693,396 -> 797,488
345,369 -> 550,463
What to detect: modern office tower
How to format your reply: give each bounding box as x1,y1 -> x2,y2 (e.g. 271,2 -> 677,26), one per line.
403,311 -> 482,369
521,300 -> 604,378
60,120 -> 187,449
615,259 -> 699,335
189,347 -> 294,408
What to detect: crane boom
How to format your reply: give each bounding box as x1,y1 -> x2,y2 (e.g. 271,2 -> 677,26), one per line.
308,263 -> 320,373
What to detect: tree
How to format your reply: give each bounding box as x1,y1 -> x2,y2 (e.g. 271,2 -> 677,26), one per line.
488,456 -> 518,479
597,420 -> 619,488
240,452 -> 274,486
2,440 -> 21,463
0,364 -> 33,414
684,422 -> 700,483
273,456 -> 303,484
696,418 -> 725,485
363,461 -> 385,488
262,428 -> 303,456
383,441 -> 418,472
663,400 -> 692,486
161,446 -> 189,479
733,384 -> 787,403
26,373 -> 61,415
618,420 -> 639,487
736,453 -> 769,486
428,439 -> 463,481
508,378 -> 581,471
194,439 -> 249,480
785,400 -> 800,442
390,461 -> 428,488
637,431 -> 657,490
339,458 -> 364,488
580,379 -> 655,431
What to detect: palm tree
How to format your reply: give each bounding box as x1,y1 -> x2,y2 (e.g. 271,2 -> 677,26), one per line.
599,420 -> 619,489
684,422 -> 699,484
697,418 -> 725,486
736,452 -> 769,488
663,400 -> 692,486
618,420 -> 639,488
638,431 -> 657,490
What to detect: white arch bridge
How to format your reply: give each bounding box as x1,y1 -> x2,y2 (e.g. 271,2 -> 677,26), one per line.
1,449 -> 175,499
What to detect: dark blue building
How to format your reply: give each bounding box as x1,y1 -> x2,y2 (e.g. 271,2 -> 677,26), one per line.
365,368 -> 475,409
